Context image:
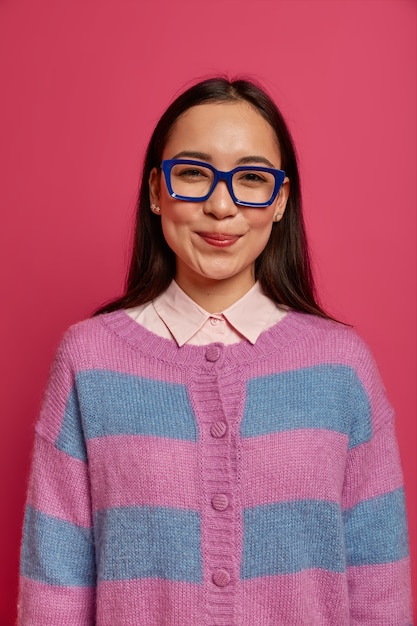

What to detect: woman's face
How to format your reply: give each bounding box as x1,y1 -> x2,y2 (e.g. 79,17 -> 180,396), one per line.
149,101 -> 289,300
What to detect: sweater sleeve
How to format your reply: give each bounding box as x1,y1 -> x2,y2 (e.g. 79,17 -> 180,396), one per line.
342,339 -> 413,624
18,331 -> 96,625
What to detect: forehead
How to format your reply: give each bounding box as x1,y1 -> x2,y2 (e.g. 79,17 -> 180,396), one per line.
163,101 -> 281,162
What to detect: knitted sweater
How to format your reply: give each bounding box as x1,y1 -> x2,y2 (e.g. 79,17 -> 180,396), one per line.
18,309 -> 412,625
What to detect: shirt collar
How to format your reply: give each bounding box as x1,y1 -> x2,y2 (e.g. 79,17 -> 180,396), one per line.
153,280 -> 283,347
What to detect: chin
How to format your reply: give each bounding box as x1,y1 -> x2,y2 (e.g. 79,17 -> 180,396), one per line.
199,268 -> 241,281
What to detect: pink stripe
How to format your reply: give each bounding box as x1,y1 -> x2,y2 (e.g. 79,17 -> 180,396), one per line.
72,353 -> 188,384
347,559 -> 412,624
18,577 -> 94,625
242,351 -> 347,378
74,315 -> 324,382
69,318 -> 190,383
96,579 -> 201,625
240,569 -> 349,625
68,313 -> 361,383
27,433 -> 92,527
240,429 -> 348,507
88,435 -> 199,511
241,324 -> 367,379
343,423 -> 404,509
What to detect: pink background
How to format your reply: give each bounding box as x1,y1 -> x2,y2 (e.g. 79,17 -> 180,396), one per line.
1,0 -> 415,621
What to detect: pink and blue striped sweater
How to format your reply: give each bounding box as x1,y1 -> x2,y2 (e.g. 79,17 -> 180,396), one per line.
19,309 -> 412,625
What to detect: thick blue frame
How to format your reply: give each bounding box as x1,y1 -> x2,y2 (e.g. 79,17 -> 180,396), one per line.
161,159 -> 286,208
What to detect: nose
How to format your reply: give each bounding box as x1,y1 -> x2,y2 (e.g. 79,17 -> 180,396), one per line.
203,180 -> 239,219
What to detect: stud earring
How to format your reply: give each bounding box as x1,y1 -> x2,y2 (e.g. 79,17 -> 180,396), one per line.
151,204 -> 161,214
273,212 -> 281,222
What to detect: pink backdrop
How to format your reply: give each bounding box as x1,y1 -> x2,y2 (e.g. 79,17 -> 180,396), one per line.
1,0 -> 415,621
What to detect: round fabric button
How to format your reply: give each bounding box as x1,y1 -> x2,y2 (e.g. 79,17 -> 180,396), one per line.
210,421 -> 227,438
209,317 -> 220,326
212,493 -> 229,511
205,345 -> 221,362
212,569 -> 230,587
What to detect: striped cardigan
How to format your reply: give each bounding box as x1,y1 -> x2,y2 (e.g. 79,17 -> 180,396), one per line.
19,309 -> 412,625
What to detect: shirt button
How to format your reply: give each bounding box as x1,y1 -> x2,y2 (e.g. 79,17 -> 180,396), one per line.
212,494 -> 229,511
210,317 -> 220,326
212,569 -> 230,587
210,421 -> 227,438
205,345 -> 221,362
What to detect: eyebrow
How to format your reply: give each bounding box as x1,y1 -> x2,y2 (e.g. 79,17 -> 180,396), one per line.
172,151 -> 211,161
237,155 -> 276,168
171,151 -> 277,169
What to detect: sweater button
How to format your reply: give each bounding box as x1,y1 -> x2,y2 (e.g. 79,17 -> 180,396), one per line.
212,493 -> 229,511
205,345 -> 221,362
210,421 -> 227,438
212,569 -> 230,587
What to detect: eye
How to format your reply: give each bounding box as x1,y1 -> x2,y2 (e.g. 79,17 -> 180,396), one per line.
172,166 -> 212,184
238,171 -> 267,184
178,168 -> 207,178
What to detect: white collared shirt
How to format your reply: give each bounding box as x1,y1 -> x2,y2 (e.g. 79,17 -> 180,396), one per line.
126,280 -> 287,347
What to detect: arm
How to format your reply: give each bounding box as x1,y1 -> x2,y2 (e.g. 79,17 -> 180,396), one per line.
18,333 -> 96,625
342,344 -> 413,624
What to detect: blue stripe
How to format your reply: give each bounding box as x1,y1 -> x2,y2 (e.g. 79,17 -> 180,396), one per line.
56,387 -> 88,461
78,370 -> 197,440
241,365 -> 371,448
343,488 -> 409,565
20,506 -> 95,586
94,505 -> 202,583
241,500 -> 345,578
56,371 -> 198,454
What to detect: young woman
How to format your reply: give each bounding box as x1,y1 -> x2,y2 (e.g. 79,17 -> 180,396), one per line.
18,78 -> 412,625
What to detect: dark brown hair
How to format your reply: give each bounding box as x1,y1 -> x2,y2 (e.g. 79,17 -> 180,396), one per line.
96,77 -> 329,318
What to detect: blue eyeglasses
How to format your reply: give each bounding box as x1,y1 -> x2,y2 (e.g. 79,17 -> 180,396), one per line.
161,159 -> 286,208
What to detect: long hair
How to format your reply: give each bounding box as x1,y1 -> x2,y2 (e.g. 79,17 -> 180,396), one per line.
95,77 -> 329,318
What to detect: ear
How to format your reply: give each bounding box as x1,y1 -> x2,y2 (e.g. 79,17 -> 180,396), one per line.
149,167 -> 161,206
273,177 -> 290,222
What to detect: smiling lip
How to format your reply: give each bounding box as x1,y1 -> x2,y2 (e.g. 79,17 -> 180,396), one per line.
197,232 -> 241,247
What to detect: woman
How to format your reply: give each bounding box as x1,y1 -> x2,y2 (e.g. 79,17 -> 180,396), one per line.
18,77 -> 412,625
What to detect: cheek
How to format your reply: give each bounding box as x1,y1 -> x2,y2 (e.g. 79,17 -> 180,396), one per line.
247,210 -> 274,235
250,214 -> 275,254
161,194 -> 199,223
160,205 -> 188,233
245,216 -> 273,257
160,217 -> 182,248
160,203 -> 196,252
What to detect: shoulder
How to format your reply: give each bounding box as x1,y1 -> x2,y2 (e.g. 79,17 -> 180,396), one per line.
54,309 -> 182,372
54,310 -> 135,368
291,311 -> 371,355
286,312 -> 389,398
60,311 -> 117,347
280,311 -> 383,381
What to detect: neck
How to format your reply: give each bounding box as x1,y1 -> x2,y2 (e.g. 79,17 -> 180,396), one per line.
175,274 -> 256,313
